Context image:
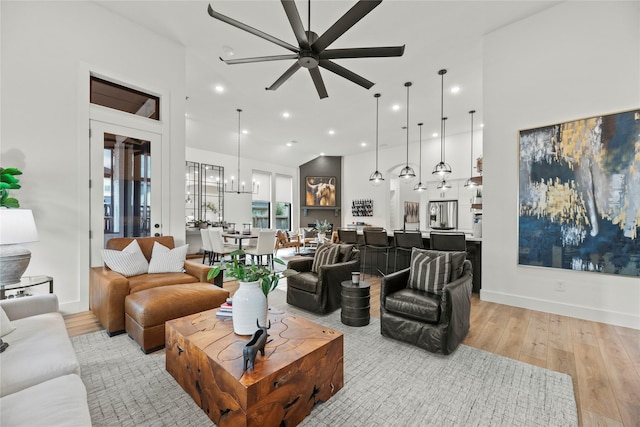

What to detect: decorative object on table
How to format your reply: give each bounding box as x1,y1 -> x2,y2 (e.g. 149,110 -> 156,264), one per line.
398,82 -> 416,183
351,272 -> 360,285
305,177 -> 336,206
0,208 -> 39,285
208,250 -> 285,335
518,108 -> 640,277
206,1 -> 405,99
314,219 -> 332,241
243,319 -> 271,371
369,93 -> 385,186
216,298 -> 233,318
0,167 -> 22,208
351,199 -> 373,216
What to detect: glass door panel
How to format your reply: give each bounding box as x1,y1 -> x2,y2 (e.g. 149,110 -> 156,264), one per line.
90,121 -> 161,266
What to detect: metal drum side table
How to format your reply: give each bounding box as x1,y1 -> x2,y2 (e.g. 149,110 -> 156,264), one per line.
340,280 -> 370,327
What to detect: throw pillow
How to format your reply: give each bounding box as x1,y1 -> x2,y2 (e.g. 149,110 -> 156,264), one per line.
311,243 -> 340,273
1,306 -> 16,337
412,248 -> 466,281
102,239 -> 149,277
147,242 -> 189,274
407,249 -> 452,295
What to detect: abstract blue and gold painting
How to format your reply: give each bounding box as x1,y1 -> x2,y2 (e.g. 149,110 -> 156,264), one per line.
518,109 -> 640,277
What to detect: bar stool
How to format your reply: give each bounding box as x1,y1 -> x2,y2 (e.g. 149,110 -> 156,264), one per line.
337,229 -> 358,244
362,229 -> 394,277
393,230 -> 424,271
430,232 -> 466,251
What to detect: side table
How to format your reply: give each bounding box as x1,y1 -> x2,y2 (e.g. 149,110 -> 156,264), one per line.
340,280 -> 370,326
0,275 -> 53,300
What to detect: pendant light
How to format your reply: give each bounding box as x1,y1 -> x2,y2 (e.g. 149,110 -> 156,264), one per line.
369,93 -> 384,186
224,109 -> 258,194
413,122 -> 427,191
464,109 -> 479,188
399,81 -> 416,183
432,69 -> 452,178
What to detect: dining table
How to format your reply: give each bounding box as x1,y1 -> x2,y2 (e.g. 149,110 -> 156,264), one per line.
222,232 -> 258,250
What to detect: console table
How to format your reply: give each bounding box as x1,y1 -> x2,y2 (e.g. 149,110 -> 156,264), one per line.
1,275 -> 53,300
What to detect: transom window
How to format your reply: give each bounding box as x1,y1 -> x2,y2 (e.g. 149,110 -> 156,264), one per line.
90,76 -> 159,120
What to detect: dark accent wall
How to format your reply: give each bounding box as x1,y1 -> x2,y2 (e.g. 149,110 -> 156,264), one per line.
299,156 -> 342,230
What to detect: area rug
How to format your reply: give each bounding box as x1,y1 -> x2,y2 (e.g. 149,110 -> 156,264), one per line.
72,290 -> 577,427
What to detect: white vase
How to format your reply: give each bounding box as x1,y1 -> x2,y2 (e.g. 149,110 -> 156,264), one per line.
232,280 -> 268,335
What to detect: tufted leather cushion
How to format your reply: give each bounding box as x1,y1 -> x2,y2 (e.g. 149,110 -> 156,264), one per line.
128,272 -> 197,293
385,288 -> 441,323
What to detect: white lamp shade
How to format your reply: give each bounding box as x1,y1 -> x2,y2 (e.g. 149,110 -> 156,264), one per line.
0,209 -> 39,245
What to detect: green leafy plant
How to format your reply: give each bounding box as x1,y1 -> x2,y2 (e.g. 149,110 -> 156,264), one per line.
205,202 -> 218,214
314,219 -> 331,233
0,167 -> 22,208
207,250 -> 285,297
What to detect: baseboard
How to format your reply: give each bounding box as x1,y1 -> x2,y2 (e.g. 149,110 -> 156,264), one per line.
59,300 -> 83,315
480,289 -> 640,330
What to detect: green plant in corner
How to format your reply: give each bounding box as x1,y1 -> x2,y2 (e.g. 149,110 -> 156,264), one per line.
207,250 -> 286,297
0,167 -> 22,208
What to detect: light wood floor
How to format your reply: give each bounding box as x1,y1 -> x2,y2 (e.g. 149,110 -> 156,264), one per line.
65,277 -> 640,427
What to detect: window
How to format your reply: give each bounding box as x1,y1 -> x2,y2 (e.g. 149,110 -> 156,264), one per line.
90,76 -> 159,120
252,201 -> 270,229
276,174 -> 293,231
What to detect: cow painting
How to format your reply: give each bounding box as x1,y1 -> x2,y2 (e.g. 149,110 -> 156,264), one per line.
305,177 -> 336,207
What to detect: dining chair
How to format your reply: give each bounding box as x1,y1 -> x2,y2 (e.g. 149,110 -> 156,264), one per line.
393,230 -> 424,271
200,228 -> 214,265
209,229 -> 238,264
245,229 -> 276,268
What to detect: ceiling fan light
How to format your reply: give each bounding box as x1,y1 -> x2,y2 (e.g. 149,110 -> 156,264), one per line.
369,170 -> 385,186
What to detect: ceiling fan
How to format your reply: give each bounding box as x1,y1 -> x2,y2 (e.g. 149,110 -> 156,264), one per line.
207,0 -> 405,99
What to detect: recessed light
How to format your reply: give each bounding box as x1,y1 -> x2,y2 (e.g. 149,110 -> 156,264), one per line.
361,142 -> 367,147
392,104 -> 400,111
242,129 -> 248,134
432,133 -> 438,137
282,112 -> 290,118
481,123 -> 485,128
286,142 -> 292,147
222,45 -> 234,56
320,152 -> 325,156
450,86 -> 460,94
328,130 -> 335,135
214,85 -> 225,93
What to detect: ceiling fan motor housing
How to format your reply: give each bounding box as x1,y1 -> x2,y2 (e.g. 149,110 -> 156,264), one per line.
298,51 -> 319,68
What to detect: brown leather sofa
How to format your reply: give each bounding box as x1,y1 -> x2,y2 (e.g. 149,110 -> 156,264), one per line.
380,257 -> 472,355
286,244 -> 360,314
90,236 -> 215,336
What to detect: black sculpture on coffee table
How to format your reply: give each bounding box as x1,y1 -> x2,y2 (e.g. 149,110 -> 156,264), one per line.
243,319 -> 271,371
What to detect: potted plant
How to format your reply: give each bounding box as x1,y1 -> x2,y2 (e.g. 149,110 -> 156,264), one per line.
314,219 -> 331,240
195,219 -> 209,229
473,188 -> 482,205
1,167 -> 22,208
207,250 -> 285,335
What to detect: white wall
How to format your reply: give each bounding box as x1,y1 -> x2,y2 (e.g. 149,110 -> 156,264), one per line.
482,1 -> 640,328
1,2 -> 186,313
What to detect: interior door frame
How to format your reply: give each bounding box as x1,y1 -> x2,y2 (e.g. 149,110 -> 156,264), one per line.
89,108 -> 165,267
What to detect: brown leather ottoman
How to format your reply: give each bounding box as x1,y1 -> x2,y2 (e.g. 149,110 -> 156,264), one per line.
125,282 -> 229,353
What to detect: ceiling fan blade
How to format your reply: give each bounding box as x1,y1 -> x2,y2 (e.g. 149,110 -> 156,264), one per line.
207,4 -> 299,53
312,0 -> 382,53
308,68 -> 328,99
319,59 -> 374,89
266,62 -> 302,91
281,0 -> 309,49
221,54 -> 299,65
320,45 -> 405,59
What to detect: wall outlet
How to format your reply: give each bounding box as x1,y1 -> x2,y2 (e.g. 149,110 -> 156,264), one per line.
556,281 -> 566,292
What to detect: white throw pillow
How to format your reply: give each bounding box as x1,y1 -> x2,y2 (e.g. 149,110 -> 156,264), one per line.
101,239 -> 149,277
1,306 -> 16,337
147,242 -> 188,274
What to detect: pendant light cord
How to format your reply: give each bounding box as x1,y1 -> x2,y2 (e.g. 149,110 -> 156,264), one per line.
405,82 -> 411,165
237,108 -> 242,188
375,94 -> 380,170
440,71 -> 445,163
418,123 -> 423,181
469,110 -> 475,175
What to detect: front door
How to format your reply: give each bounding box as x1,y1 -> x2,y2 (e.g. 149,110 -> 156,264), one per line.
90,120 -> 162,266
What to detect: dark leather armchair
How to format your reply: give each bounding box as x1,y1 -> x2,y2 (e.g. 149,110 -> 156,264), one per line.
286,244 -> 360,314
380,251 -> 472,355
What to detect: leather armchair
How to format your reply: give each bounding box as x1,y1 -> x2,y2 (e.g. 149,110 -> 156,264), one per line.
90,236 -> 213,336
380,258 -> 472,355
286,244 -> 360,314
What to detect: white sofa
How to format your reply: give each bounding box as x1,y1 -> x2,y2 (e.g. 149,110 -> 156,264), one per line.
0,294 -> 91,426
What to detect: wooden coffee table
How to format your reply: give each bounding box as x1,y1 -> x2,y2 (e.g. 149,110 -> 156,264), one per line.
165,308 -> 344,427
